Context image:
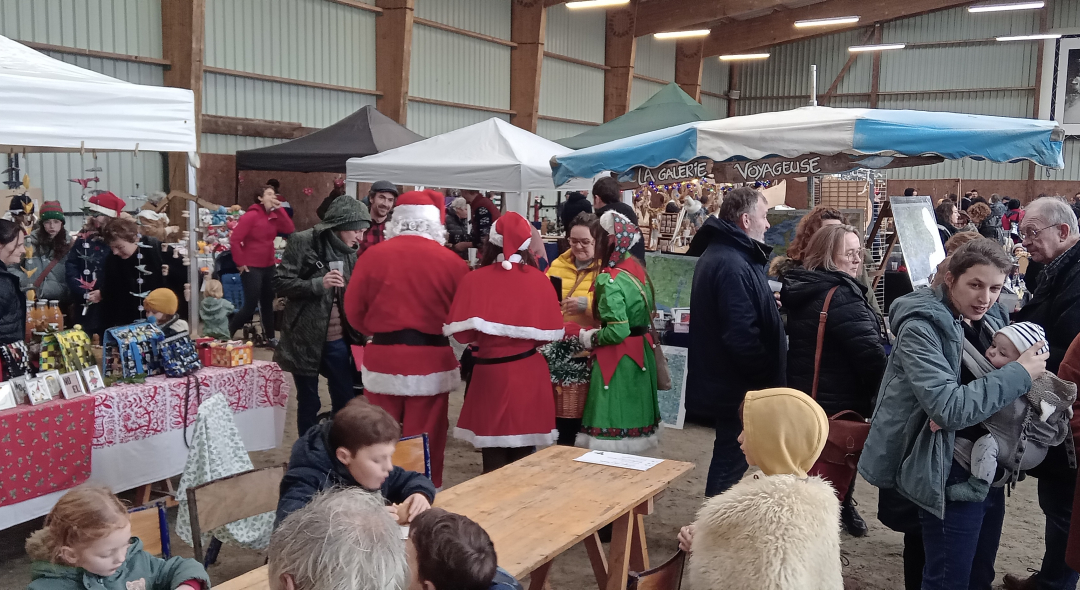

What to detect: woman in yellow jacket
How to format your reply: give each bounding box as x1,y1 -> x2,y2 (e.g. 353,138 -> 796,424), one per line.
546,212 -> 602,444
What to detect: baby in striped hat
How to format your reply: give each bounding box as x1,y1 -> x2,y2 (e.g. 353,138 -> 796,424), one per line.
948,321 -> 1077,502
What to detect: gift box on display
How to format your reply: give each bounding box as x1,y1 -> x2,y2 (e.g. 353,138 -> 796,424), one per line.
195,337 -> 215,366
210,341 -> 253,367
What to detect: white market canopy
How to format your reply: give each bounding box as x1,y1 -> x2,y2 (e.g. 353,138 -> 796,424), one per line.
0,35 -> 197,154
346,117 -> 594,192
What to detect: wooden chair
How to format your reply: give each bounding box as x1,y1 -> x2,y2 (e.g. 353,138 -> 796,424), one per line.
392,434 -> 431,479
186,463 -> 286,566
129,500 -> 170,558
627,550 -> 686,590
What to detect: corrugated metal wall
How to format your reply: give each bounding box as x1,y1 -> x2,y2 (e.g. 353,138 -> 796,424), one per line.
537,2 -> 605,135
700,58 -> 730,118
21,52 -> 165,211
406,102 -> 509,138
634,35 -> 675,81
414,0 -> 510,39
539,57 -> 605,124
0,0 -> 162,57
204,0 -> 376,90
202,72 -> 376,128
544,3 -> 605,63
536,119 -> 595,142
201,134 -> 287,155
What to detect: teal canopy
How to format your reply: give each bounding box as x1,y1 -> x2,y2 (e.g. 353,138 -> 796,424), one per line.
557,82 -> 717,150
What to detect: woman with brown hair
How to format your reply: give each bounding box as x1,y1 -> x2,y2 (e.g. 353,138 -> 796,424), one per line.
100,217 -> 185,329
13,201 -> 71,307
780,224 -> 887,537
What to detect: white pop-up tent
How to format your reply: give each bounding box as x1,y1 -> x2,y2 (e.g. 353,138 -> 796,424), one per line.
0,35 -> 197,154
345,118 -> 594,214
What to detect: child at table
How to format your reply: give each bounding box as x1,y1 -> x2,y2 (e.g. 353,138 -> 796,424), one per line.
275,397 -> 436,527
26,486 -> 208,590
677,388 -> 842,590
407,507 -> 522,590
143,288 -> 189,336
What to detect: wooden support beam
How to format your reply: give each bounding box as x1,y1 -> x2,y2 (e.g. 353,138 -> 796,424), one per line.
869,24 -> 883,108
821,28 -> 875,105
635,0 -> 790,38
728,63 -> 739,117
375,0 -> 415,125
510,0 -> 546,132
604,2 -> 638,122
200,115 -> 317,139
674,39 -> 705,101
703,0 -> 973,57
161,0 -> 205,193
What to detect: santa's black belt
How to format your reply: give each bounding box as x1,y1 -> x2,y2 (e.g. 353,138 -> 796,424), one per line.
472,348 -> 538,365
371,329 -> 450,347
628,326 -> 650,336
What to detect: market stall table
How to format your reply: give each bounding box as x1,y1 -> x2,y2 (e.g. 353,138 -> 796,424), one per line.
0,360 -> 288,530
214,446 -> 693,590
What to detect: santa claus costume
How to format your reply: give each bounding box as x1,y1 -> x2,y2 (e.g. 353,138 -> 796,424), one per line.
444,212 -> 565,473
344,190 -> 469,488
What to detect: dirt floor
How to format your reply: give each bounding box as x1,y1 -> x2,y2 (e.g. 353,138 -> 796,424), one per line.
0,348 -> 1055,589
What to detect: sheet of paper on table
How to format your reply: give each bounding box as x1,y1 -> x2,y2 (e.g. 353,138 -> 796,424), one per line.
574,451 -> 664,471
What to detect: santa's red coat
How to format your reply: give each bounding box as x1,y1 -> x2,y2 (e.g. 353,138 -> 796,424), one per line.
345,234 -> 470,396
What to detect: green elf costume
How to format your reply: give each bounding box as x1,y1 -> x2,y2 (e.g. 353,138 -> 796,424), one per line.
576,211 -> 661,452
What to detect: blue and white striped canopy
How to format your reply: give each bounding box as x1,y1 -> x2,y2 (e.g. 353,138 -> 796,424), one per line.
550,106 -> 1064,187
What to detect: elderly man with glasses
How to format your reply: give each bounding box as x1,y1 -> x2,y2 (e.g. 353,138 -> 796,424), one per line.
1004,197 -> 1080,590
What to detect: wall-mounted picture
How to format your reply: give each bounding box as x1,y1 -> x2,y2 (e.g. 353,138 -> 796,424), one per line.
60,371 -> 87,399
10,376 -> 29,405
1044,36 -> 1080,136
39,370 -> 62,399
81,366 -> 105,392
26,377 -> 52,405
0,382 -> 16,411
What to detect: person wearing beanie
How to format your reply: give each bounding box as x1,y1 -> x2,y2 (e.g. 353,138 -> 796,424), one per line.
199,279 -> 234,340
573,211 -> 662,453
358,180 -> 399,255
345,190 -> 469,487
680,388 -> 841,590
444,212 -> 564,473
11,200 -> 72,307
143,287 -> 189,336
276,197 -> 370,437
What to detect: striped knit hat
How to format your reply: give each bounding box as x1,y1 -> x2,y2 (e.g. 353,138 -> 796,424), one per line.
997,322 -> 1049,356
39,201 -> 64,223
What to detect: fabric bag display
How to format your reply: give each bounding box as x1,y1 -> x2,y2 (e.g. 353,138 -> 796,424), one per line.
0,341 -> 32,381
160,330 -> 202,378
806,286 -> 871,501
102,321 -> 165,378
39,327 -> 96,374
176,393 -> 273,552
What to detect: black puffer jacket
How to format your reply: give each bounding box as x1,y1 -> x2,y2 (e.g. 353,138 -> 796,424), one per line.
780,268 -> 887,417
0,261 -> 26,345
560,192 -> 592,234
1017,240 -> 1080,373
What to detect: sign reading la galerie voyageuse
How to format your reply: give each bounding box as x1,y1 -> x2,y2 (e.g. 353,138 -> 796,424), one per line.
634,160 -> 710,185
625,154 -> 947,186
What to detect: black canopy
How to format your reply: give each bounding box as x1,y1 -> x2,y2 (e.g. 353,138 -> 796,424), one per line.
235,105 -> 424,173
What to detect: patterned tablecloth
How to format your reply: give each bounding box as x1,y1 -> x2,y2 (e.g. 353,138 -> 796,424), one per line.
0,361 -> 288,509
0,396 -> 95,507
93,361 -> 288,448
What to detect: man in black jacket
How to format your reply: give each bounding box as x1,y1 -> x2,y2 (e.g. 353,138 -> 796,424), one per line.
686,187 -> 786,497
592,177 -> 646,264
560,191 -> 592,236
1006,197 -> 1080,590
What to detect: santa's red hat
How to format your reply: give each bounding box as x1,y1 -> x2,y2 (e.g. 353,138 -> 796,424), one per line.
393,190 -> 444,226
489,212 -> 532,271
86,191 -> 126,218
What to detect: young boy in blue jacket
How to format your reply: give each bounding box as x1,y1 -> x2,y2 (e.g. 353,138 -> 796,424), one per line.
275,397 -> 435,527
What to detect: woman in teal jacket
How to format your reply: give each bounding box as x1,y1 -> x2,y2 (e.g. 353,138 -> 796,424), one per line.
859,239 -> 1047,590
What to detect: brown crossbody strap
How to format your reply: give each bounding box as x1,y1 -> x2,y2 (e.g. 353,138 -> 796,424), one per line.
33,256 -> 64,290
811,286 -> 840,400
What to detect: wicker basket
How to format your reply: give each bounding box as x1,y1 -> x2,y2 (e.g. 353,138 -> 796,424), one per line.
554,382 -> 589,419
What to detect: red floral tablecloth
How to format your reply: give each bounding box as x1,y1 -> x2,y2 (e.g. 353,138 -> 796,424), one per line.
0,396 -> 95,507
92,361 -> 288,448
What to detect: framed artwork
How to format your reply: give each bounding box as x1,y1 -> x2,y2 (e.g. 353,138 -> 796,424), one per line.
39,370 -> 62,400
658,345 -> 688,429
81,366 -> 105,392
25,378 -> 52,405
889,196 -> 946,287
671,308 -> 691,334
60,371 -> 87,399
1040,35 -> 1080,136
10,376 -> 29,405
0,382 -> 16,411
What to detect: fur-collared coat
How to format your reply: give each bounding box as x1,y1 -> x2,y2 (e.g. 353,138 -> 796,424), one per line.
687,474 -> 842,590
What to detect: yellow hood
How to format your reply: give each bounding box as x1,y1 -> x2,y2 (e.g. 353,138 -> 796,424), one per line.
742,388 -> 829,477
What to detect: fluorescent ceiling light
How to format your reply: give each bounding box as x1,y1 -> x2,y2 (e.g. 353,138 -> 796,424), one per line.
719,53 -> 770,61
848,43 -> 906,52
996,33 -> 1062,41
654,30 -> 710,39
794,16 -> 860,28
969,1 -> 1044,12
566,0 -> 629,8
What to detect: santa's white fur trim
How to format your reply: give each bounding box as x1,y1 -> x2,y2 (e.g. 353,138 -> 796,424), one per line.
86,202 -> 118,218
392,203 -> 441,223
489,224 -> 504,246
599,210 -> 641,249
454,427 -> 558,448
574,431 -> 660,453
385,217 -> 447,245
360,367 -> 461,396
443,317 -> 564,342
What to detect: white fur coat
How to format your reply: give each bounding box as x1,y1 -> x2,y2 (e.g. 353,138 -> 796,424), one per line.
687,474 -> 843,590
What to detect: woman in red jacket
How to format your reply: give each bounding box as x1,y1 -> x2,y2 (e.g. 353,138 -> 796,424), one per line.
229,185 -> 295,344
